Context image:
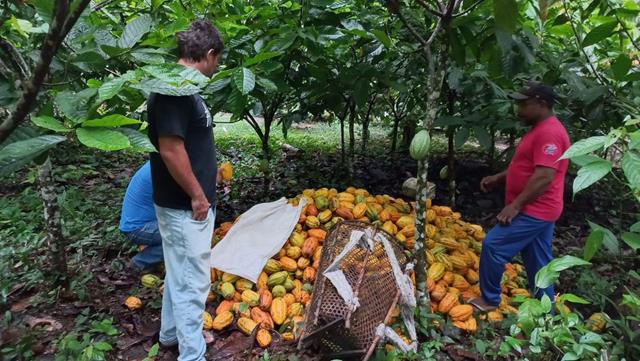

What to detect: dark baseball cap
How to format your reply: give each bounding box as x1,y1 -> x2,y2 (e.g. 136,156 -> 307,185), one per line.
508,81 -> 557,105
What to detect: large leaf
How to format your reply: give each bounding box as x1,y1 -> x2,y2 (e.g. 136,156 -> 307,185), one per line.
454,128 -> 470,148
370,29 -> 392,48
570,154 -> 603,167
130,79 -> 201,96
55,88 -> 97,123
494,0 -> 518,33
118,14 -> 153,49
75,128 -> 130,151
621,151 -> 640,189
583,228 -> 604,261
612,54 -> 632,80
31,116 -> 71,132
588,221 -> 620,255
0,135 -> 66,177
119,128 -> 156,152
233,67 -> 256,95
473,126 -> 492,150
559,136 -> 607,160
573,160 -> 612,194
535,256 -> 591,289
244,52 -> 282,67
582,21 -> 617,47
621,232 -> 640,251
82,115 -> 141,127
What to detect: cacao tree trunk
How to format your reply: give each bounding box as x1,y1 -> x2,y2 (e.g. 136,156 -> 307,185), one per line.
348,103 -> 355,158
361,98 -> 374,153
37,156 -> 68,287
401,124 -> 414,149
390,115 -> 400,153
447,126 -> 456,207
489,125 -> 496,170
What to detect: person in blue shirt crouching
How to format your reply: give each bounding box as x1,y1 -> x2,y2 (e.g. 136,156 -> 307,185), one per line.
119,161 -> 163,272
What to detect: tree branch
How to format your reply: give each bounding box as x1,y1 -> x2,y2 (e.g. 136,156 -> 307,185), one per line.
0,39 -> 30,81
0,0 -> 69,143
61,0 -> 92,41
414,0 -> 444,17
395,7 -> 430,54
91,0 -> 117,12
453,0 -> 485,18
561,0 -> 616,97
613,9 -> 640,55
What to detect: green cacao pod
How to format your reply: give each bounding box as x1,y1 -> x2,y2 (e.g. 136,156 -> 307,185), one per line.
315,196 -> 329,211
439,165 -> 449,180
409,129 -> 431,160
272,285 -> 286,298
141,274 -> 162,289
220,282 -> 235,300
283,278 -> 295,291
267,271 -> 289,287
264,259 -> 281,274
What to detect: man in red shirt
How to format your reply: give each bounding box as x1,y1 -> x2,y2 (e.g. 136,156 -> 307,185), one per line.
470,82 -> 570,311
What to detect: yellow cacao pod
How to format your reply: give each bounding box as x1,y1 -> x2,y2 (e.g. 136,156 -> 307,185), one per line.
203,311 -> 214,330
487,310 -> 503,323
440,237 -> 460,251
438,293 -> 459,313
286,246 -> 302,260
241,290 -> 260,307
449,304 -> 473,321
318,209 -> 332,223
235,279 -> 254,292
353,203 -> 367,218
257,272 -> 268,291
305,216 -> 320,228
465,269 -> 479,284
290,232 -> 305,247
270,298 -> 288,325
426,209 -> 437,222
237,317 -> 258,335
428,263 -> 446,281
281,332 -> 295,342
124,296 -> 142,310
279,257 -> 298,272
297,257 -> 311,269
288,302 -> 304,317
396,215 -> 414,229
312,246 -> 323,262
212,311 -> 234,331
256,328 -> 272,348
586,312 -> 608,332
222,272 -> 240,283
219,162 -> 233,181
283,293 -> 296,306
381,221 -> 398,235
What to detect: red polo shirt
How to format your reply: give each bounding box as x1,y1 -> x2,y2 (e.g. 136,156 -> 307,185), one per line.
505,116 -> 570,222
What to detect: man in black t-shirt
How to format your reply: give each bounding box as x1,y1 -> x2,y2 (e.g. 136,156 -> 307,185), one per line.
147,20 -> 223,361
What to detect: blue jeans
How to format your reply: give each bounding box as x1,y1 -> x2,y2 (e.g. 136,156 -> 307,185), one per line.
479,213 -> 555,306
123,221 -> 164,270
155,205 -> 215,361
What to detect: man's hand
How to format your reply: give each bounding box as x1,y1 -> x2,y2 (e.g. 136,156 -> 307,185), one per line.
191,195 -> 211,221
497,203 -> 520,225
480,175 -> 499,192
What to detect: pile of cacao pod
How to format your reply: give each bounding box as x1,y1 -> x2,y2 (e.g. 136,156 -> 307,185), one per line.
206,186 -> 533,346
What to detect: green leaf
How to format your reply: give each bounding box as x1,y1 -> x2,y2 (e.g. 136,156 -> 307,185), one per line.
94,342 -> 112,351
582,21 -> 617,47
98,71 -> 138,102
148,343 -> 159,357
454,128 -> 469,148
535,256 -> 591,289
0,135 -> 66,177
621,151 -> 640,189
55,89 -> 97,123
82,115 -> 141,127
76,128 -> 130,151
570,154 -> 603,167
130,79 -> 201,96
583,229 -> 604,261
621,232 -> 640,251
244,52 -> 282,67
588,221 -> 619,255
31,116 -> 71,132
371,29 -> 392,48
494,0 -> 519,33
558,294 -> 590,304
473,127 -> 492,150
573,160 -> 612,194
559,136 -> 607,160
119,128 -> 156,152
118,14 -> 153,49
612,54 -> 632,80
631,221 -> 640,233
256,77 -> 278,93
31,0 -> 54,22
233,68 -> 256,95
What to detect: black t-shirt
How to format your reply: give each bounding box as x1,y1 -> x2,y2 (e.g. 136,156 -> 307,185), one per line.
147,93 -> 217,210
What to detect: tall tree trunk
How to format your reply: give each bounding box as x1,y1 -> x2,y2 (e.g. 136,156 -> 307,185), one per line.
348,103 -> 355,158
401,124 -> 414,149
361,99 -> 374,153
37,156 -> 68,288
446,87 -> 456,207
390,116 -> 400,153
339,100 -> 350,165
447,127 -> 455,207
489,125 -> 496,170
